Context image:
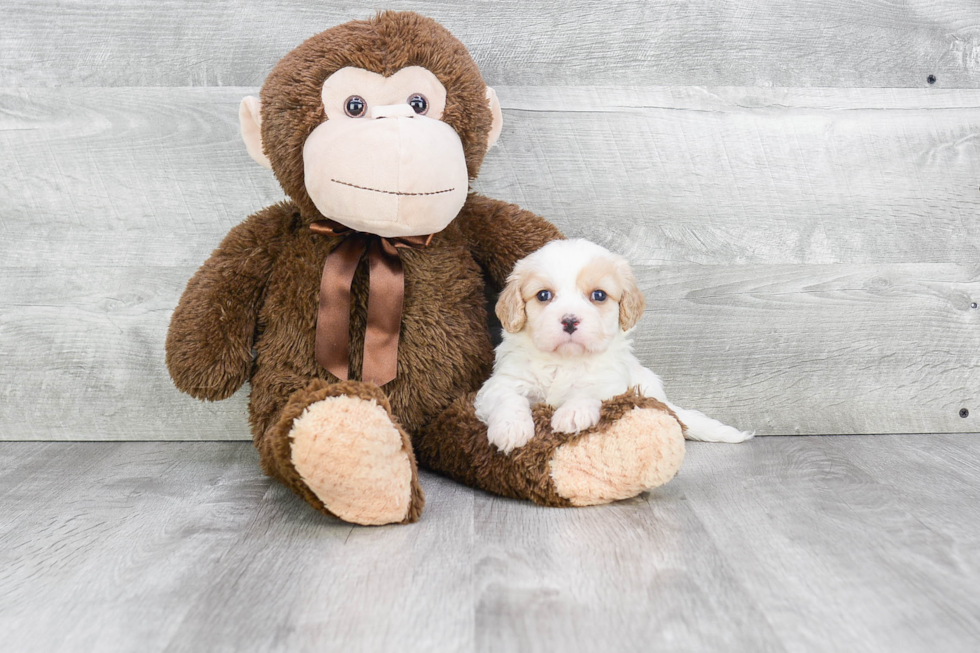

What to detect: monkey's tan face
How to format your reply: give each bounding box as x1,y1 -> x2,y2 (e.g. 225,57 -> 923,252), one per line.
241,60 -> 502,238
299,67 -> 468,238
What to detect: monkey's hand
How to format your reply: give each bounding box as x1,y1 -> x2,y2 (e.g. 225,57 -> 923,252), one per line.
166,208 -> 281,401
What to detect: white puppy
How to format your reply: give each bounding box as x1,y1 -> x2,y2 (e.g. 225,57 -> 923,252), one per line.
475,239 -> 753,454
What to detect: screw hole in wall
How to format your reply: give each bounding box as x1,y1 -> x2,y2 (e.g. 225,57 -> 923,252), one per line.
960,408 -> 970,418
972,302 -> 978,309
927,74 -> 937,84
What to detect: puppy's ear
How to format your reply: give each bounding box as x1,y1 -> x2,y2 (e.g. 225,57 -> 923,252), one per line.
496,276 -> 527,333
618,263 -> 646,331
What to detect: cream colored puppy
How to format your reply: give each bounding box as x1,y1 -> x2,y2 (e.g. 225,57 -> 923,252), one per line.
475,239 -> 753,454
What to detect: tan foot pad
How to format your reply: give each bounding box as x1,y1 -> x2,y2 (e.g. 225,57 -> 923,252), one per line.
290,395 -> 413,525
550,407 -> 685,506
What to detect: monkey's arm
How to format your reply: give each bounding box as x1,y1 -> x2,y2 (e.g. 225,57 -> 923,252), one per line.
457,194 -> 564,291
166,206 -> 284,401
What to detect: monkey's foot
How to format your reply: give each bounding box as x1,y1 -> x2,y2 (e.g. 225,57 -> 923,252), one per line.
289,393 -> 420,525
261,380 -> 424,525
414,389 -> 684,508
549,403 -> 685,506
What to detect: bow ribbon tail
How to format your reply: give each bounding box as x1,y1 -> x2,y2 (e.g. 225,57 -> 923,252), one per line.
362,239 -> 405,386
310,219 -> 430,387
315,235 -> 367,380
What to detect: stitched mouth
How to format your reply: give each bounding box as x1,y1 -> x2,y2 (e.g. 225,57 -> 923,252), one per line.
331,178 -> 455,196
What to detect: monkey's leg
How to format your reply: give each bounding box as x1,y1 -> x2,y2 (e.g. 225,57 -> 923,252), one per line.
414,391 -> 685,506
256,379 -> 425,525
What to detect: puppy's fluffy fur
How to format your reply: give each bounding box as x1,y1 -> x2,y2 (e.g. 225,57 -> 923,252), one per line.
475,239 -> 753,453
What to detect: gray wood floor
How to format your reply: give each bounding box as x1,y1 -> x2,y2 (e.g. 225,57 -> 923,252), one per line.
2,436 -> 979,652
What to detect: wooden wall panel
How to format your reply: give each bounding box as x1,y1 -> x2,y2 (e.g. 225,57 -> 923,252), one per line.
487,86 -> 980,267
2,262 -> 976,439
2,85 -> 978,438
3,86 -> 978,267
632,264 -> 980,436
2,3 -> 979,440
0,266 -> 250,440
1,0 -> 978,88
0,87 -> 282,268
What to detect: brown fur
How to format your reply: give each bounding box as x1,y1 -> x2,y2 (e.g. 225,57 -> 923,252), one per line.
416,389 -> 682,507
166,12 -> 680,522
260,11 -> 493,224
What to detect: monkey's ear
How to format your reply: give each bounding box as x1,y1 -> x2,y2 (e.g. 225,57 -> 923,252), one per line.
486,87 -> 503,149
239,96 -> 272,170
496,275 -> 526,333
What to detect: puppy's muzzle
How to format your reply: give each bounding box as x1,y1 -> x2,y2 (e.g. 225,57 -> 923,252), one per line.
561,314 -> 580,334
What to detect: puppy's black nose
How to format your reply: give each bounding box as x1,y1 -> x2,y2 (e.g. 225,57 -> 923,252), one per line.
561,315 -> 579,334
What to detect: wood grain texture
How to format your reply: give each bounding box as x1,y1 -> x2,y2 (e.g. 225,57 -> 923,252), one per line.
0,266 -> 251,440
1,86 -> 978,439
2,437 -> 979,651
2,86 -> 978,267
1,262 -> 975,439
488,86 -> 980,267
683,434 -> 980,652
0,87 -> 283,269
473,486 -> 784,652
0,442 -> 476,653
633,262 -> 980,436
2,0 -> 979,88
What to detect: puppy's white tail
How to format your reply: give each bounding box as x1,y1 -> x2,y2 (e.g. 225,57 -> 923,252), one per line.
667,404 -> 755,443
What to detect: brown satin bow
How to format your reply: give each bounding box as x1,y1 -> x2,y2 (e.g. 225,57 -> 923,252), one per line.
309,219 -> 433,386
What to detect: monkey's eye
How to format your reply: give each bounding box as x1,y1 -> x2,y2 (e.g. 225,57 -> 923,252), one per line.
591,290 -> 607,302
344,95 -> 367,118
536,290 -> 553,302
408,93 -> 428,115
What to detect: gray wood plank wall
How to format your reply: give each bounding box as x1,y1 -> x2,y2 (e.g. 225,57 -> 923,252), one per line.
3,0 -> 980,88
1,1 -> 978,439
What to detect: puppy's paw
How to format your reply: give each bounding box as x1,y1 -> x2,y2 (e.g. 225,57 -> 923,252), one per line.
487,414 -> 536,454
551,399 -> 602,434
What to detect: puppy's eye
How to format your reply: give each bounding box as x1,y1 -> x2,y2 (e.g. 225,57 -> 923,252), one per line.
591,289 -> 607,302
536,290 -> 553,302
344,95 -> 367,117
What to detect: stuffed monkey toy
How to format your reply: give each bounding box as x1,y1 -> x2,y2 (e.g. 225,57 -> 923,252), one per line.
166,11 -> 685,525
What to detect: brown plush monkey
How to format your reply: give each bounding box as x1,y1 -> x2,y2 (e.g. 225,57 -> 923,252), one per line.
166,11 -> 685,525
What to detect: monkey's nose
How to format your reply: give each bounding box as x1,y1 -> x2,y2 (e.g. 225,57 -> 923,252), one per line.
561,315 -> 579,334
370,104 -> 416,119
